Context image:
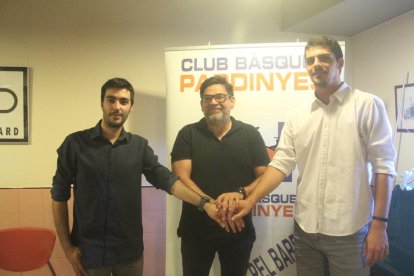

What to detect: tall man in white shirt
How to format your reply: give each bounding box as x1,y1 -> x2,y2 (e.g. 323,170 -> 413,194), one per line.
229,35 -> 396,275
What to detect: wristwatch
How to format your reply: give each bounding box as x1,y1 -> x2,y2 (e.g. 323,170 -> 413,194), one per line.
198,196 -> 210,212
236,186 -> 247,200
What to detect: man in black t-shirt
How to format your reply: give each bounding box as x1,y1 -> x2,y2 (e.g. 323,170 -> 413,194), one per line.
171,76 -> 270,276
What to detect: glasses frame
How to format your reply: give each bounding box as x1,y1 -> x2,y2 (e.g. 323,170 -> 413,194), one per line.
201,93 -> 232,103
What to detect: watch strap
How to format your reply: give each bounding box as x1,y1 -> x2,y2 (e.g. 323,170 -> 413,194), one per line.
198,196 -> 210,212
372,216 -> 388,222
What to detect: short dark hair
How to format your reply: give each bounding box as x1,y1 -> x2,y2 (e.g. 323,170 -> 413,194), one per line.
305,35 -> 343,61
101,78 -> 135,105
200,76 -> 234,97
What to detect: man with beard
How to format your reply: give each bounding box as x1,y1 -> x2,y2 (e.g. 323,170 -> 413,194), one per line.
171,76 -> 270,276
51,78 -> 224,276
231,35 -> 396,276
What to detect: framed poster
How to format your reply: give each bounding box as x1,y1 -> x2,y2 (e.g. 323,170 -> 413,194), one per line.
395,83 -> 414,133
0,67 -> 29,143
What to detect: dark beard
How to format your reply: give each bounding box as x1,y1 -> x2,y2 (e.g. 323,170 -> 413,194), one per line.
105,115 -> 127,129
107,120 -> 124,128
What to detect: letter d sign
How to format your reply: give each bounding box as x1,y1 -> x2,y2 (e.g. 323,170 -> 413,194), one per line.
0,88 -> 18,113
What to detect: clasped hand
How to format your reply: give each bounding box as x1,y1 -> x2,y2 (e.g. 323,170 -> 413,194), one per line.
204,192 -> 255,233
214,192 -> 247,233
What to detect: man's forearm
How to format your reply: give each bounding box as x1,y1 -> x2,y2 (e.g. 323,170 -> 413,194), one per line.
178,176 -> 212,199
247,166 -> 286,203
52,200 -> 73,253
171,160 -> 212,200
365,173 -> 393,266
372,173 -> 393,218
170,179 -> 226,229
245,177 -> 261,198
170,179 -> 204,206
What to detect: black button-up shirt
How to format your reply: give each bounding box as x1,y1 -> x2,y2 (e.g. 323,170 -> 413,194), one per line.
51,121 -> 177,268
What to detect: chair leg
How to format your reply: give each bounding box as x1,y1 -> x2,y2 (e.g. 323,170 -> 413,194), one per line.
47,260 -> 57,276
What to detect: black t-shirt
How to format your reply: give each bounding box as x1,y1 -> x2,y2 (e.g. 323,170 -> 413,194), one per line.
171,117 -> 270,239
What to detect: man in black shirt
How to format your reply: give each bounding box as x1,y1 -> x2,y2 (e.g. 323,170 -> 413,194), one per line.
171,76 -> 270,276
51,78 -> 224,276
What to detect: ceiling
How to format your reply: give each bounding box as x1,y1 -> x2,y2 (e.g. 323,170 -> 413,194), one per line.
281,0 -> 414,36
126,0 -> 414,38
2,0 -> 414,42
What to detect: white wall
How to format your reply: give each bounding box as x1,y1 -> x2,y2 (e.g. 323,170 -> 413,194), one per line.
351,9 -> 414,180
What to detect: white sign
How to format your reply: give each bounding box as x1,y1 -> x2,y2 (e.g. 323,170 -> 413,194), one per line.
0,67 -> 29,143
165,42 -> 345,276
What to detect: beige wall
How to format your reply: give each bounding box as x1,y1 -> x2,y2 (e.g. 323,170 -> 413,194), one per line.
0,0 -> 331,188
1,2 -> 412,188
351,9 -> 414,178
0,1 -> 169,187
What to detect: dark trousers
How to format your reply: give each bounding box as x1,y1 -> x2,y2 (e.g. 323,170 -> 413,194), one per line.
86,256 -> 143,276
181,235 -> 255,276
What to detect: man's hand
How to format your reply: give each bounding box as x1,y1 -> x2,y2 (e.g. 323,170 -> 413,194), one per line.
64,246 -> 87,276
204,202 -> 244,233
226,211 -> 245,233
204,202 -> 228,230
215,192 -> 246,233
216,192 -> 243,220
231,198 -> 255,222
363,220 -> 389,267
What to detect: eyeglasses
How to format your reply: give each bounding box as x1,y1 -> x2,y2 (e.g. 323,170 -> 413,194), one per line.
201,94 -> 232,103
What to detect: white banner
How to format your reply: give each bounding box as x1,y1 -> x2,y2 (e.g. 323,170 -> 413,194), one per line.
165,42 -> 345,276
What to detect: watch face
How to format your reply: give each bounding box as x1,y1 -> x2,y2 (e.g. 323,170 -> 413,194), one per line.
237,187 -> 246,199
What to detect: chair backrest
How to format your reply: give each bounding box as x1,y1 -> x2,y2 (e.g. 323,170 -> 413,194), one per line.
0,227 -> 56,272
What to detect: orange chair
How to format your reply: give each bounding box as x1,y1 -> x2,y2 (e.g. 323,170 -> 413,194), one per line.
0,227 -> 56,275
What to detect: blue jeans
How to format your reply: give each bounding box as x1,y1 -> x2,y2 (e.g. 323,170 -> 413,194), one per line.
181,235 -> 255,276
294,221 -> 370,276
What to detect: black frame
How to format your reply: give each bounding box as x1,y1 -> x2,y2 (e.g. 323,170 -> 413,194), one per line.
395,83 -> 414,133
0,67 -> 29,143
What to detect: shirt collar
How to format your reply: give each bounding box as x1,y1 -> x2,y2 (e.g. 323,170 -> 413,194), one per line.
330,82 -> 350,104
313,82 -> 350,107
89,120 -> 129,143
198,116 -> 242,134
